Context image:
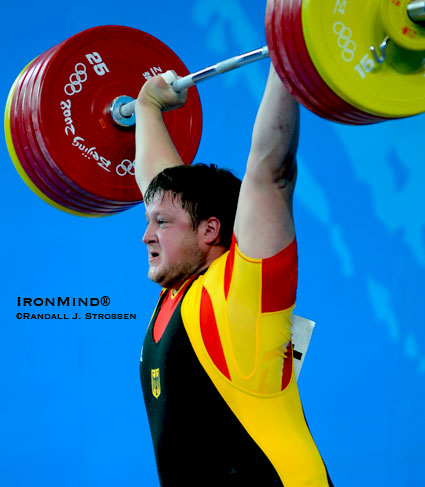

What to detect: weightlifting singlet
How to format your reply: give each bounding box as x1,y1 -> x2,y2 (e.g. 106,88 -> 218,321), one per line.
140,238 -> 333,486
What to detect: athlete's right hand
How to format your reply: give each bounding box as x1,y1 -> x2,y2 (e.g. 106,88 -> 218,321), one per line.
137,71 -> 188,112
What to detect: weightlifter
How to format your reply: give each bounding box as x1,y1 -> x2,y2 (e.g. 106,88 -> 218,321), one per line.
135,62 -> 333,486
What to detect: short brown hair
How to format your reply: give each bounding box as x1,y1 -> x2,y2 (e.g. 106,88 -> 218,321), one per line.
144,164 -> 241,249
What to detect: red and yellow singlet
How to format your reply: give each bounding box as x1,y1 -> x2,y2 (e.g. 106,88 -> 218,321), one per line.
140,238 -> 333,486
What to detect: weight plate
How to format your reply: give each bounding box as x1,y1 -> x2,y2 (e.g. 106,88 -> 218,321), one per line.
29,37 -> 139,206
266,0 -> 290,90
266,0 -> 299,99
5,60 -> 103,217
268,0 -> 386,124
31,25 -> 202,203
17,56 -> 126,213
11,69 -> 114,215
21,46 -> 131,212
302,0 -> 425,118
274,0 -> 349,123
381,0 -> 425,51
286,0 -> 387,124
266,0 -> 333,121
8,50 -> 127,214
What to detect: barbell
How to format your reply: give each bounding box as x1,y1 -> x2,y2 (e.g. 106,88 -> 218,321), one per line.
5,0 -> 425,217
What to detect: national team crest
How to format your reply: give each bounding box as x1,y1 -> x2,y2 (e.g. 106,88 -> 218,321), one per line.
151,368 -> 161,398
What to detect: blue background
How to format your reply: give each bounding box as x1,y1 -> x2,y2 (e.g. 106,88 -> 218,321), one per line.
1,1 -> 424,486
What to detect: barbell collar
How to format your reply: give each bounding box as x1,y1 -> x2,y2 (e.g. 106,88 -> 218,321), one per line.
110,95 -> 136,127
407,0 -> 425,22
115,45 -> 270,124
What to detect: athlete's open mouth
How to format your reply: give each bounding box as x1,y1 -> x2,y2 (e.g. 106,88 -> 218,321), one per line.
149,250 -> 160,261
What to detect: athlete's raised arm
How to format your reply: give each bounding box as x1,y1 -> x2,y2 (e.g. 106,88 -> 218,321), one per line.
134,74 -> 188,197
234,63 -> 299,258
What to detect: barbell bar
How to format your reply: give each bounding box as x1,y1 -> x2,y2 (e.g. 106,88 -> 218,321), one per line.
115,0 -> 425,126
113,46 -> 270,124
5,0 -> 425,217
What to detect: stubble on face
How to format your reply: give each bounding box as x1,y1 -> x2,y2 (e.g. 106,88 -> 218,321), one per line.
149,233 -> 206,289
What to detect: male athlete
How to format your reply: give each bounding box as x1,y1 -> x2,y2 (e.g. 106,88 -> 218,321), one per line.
135,61 -> 333,486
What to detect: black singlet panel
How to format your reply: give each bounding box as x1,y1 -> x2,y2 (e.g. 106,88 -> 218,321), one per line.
140,285 -> 284,487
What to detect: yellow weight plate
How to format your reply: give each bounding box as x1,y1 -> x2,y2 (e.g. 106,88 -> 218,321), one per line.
4,64 -> 102,218
302,0 -> 425,118
381,0 -> 425,51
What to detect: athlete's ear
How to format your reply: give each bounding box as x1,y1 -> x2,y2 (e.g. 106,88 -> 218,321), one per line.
200,217 -> 221,245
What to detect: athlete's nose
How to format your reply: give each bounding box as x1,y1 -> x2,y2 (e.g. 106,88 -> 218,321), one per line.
142,222 -> 156,244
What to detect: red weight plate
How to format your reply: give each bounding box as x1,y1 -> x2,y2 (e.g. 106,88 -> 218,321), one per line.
21,46 -> 131,212
273,0 -> 356,124
266,0 -> 307,106
29,40 -> 138,207
267,0 -> 338,122
12,50 -> 121,214
266,0 -> 301,101
12,53 -> 128,215
9,55 -> 114,215
32,25 -> 202,204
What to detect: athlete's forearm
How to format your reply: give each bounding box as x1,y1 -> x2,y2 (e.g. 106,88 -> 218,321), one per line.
247,63 -> 299,184
134,75 -> 187,197
134,100 -> 184,197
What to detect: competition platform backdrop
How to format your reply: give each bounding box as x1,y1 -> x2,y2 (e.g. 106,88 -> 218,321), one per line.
1,0 -> 424,486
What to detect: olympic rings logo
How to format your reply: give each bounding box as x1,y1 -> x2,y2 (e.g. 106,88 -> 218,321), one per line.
333,21 -> 356,62
64,63 -> 87,96
116,159 -> 135,177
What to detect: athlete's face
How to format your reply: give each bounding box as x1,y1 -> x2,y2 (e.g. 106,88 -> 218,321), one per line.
143,191 -> 205,289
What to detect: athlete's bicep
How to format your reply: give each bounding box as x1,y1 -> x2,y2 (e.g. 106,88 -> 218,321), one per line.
234,164 -> 296,259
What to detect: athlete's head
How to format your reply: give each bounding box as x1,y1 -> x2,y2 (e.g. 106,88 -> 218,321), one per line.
143,164 -> 241,288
